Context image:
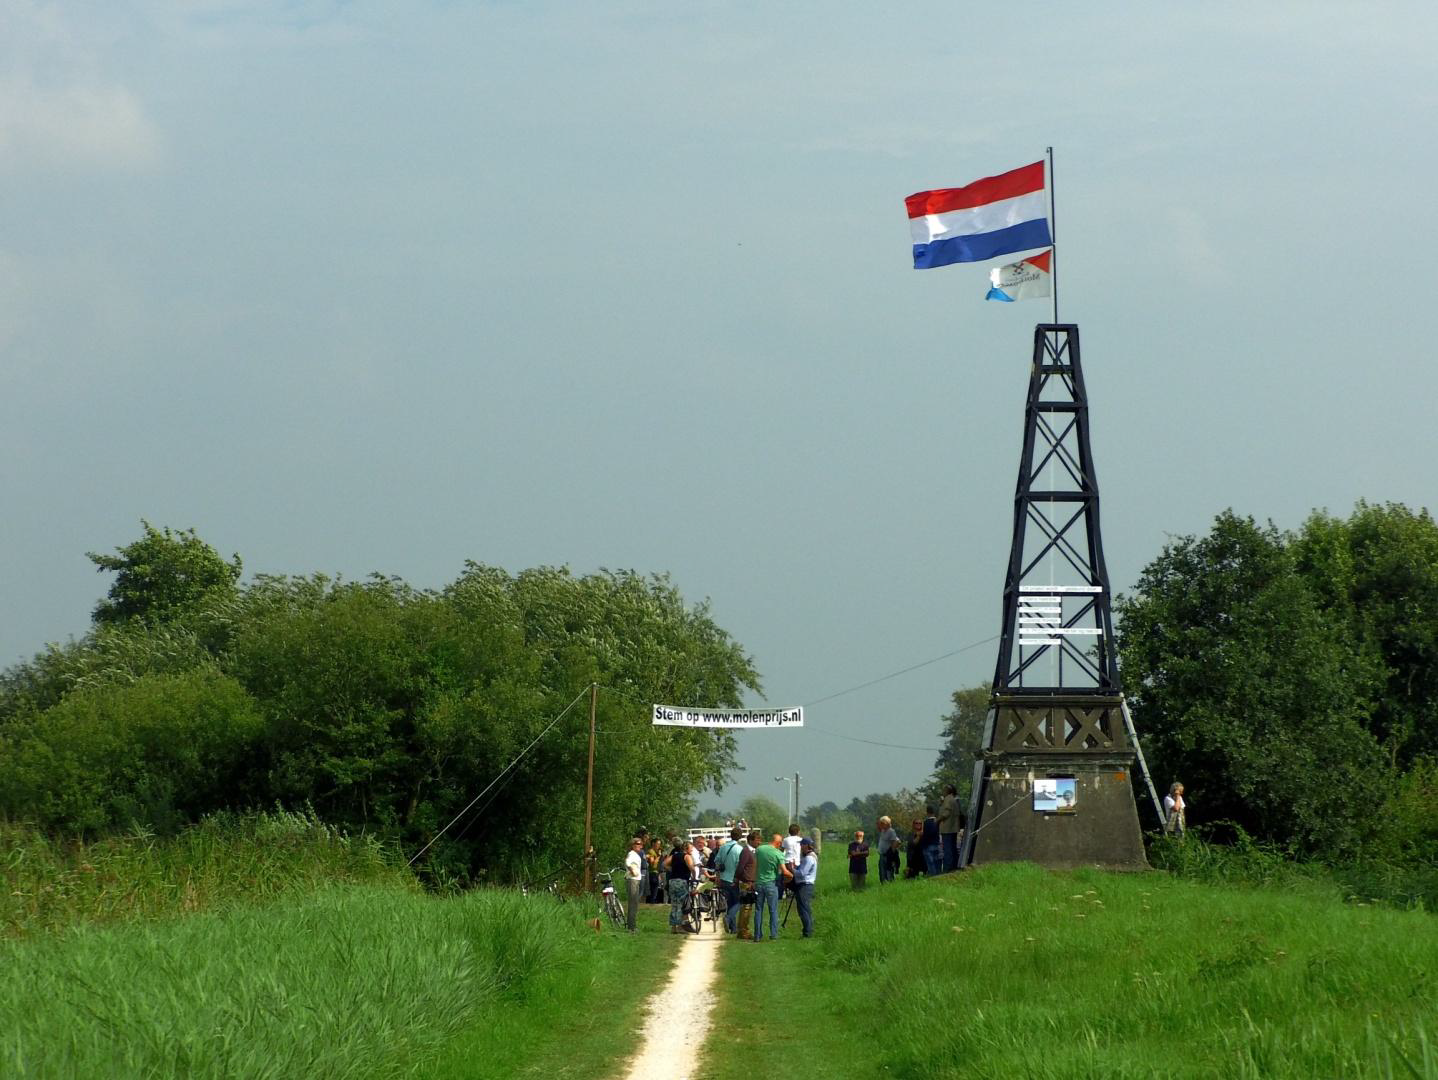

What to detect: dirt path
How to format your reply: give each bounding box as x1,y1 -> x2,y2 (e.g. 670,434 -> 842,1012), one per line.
619,930 -> 723,1080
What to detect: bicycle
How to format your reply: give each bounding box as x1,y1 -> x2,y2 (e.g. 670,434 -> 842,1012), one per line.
689,877 -> 721,933
596,867 -> 626,928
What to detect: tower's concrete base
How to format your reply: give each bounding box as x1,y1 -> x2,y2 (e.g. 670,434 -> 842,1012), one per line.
968,695 -> 1148,871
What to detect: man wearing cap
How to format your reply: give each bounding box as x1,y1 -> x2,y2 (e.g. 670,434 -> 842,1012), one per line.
623,837 -> 645,933
714,826 -> 744,933
792,836 -> 819,938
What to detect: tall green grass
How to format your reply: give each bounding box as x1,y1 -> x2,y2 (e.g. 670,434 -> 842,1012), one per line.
1,809 -> 413,936
706,856 -> 1438,1079
0,883 -> 643,1078
1149,828 -> 1438,910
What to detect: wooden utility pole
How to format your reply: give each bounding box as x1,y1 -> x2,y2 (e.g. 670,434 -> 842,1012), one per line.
583,682 -> 598,890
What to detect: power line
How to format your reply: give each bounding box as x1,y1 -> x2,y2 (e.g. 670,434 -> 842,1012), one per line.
601,633 -> 999,755
803,635 -> 998,707
804,730 -> 944,752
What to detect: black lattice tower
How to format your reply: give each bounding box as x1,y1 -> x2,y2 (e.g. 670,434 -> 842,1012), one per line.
963,324 -> 1147,870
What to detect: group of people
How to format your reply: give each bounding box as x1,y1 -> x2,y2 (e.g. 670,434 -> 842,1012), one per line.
623,824 -> 818,940
622,781 -> 1190,929
843,784 -> 967,888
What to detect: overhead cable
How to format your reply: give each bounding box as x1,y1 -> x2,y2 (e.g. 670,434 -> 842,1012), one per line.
603,633 -> 999,754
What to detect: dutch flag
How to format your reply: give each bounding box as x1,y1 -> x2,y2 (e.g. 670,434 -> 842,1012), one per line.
905,161 -> 1052,269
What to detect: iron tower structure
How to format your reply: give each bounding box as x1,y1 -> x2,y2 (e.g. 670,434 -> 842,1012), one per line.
963,324 -> 1151,870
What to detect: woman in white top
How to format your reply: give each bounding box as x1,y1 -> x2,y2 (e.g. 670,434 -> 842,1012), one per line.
1163,782 -> 1186,836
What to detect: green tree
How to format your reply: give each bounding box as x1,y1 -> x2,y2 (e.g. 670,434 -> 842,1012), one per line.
930,685 -> 988,806
1293,502 -> 1438,767
88,522 -> 241,628
2,546 -> 762,883
800,800 -> 838,827
1116,511 -> 1389,856
736,795 -> 788,834
223,565 -> 759,881
0,668 -> 263,835
844,791 -> 929,833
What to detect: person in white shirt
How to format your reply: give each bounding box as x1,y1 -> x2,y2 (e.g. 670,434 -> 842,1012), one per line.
792,837 -> 819,938
780,824 -> 803,894
623,838 -> 644,932
1163,782 -> 1186,836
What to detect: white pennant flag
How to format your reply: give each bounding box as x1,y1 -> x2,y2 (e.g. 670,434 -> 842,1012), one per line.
986,249 -> 1052,302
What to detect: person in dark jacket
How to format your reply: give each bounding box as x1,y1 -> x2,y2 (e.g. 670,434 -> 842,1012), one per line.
735,830 -> 759,940
921,807 -> 942,878
905,818 -> 925,878
847,830 -> 870,890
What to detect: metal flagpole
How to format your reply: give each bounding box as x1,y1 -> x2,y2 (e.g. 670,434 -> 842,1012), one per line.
1045,146 -> 1058,686
1046,145 -> 1058,324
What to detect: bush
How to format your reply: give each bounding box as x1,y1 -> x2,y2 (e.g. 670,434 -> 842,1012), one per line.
0,669 -> 263,836
1148,824 -> 1438,911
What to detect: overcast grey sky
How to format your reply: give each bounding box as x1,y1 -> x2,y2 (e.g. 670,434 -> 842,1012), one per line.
3,2 -> 1435,811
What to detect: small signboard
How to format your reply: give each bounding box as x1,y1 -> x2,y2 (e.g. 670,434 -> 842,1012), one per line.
652,705 -> 803,729
1033,778 -> 1077,813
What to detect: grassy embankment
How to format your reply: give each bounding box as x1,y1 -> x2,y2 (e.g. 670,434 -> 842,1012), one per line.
704,851 -> 1437,1079
1,814 -> 675,1078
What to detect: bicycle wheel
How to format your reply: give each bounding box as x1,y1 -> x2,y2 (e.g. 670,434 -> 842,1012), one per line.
687,891 -> 702,934
605,892 -> 625,927
706,891 -> 720,932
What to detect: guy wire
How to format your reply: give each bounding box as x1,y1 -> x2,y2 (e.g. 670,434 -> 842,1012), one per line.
407,685 -> 591,866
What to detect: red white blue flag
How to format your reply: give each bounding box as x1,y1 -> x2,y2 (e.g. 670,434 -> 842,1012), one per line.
905,161 -> 1051,269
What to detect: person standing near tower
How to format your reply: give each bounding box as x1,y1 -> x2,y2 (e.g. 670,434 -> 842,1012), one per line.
921,807 -> 942,878
1163,782 -> 1187,836
939,785 -> 963,873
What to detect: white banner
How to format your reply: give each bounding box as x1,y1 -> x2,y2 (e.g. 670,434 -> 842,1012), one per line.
651,705 -> 803,729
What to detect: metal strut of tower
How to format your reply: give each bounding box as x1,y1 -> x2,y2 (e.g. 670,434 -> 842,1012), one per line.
962,324 -> 1161,869
992,323 -> 1118,695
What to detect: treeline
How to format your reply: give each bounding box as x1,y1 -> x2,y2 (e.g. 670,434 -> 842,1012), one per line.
0,524 -> 760,883
1118,502 -> 1437,870
814,501 -> 1437,893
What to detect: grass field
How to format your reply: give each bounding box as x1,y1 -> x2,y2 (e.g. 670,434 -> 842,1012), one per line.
703,850 -> 1438,1079
0,881 -> 676,1079
9,820 -> 1436,1079
1,810 -> 412,936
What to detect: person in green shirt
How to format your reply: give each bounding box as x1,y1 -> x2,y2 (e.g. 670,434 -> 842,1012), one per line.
753,833 -> 792,942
